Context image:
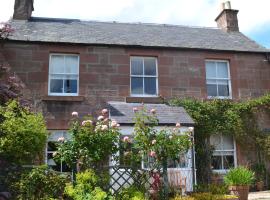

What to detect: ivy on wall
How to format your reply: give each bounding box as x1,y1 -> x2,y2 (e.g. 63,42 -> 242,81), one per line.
169,94 -> 270,184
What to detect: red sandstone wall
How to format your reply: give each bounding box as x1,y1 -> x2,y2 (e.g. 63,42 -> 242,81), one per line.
1,41 -> 270,130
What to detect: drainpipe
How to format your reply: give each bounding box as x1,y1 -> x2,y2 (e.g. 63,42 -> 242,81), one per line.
191,129 -> 197,190
266,52 -> 270,63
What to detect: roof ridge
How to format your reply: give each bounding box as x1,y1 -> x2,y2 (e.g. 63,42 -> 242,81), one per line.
29,16 -> 219,30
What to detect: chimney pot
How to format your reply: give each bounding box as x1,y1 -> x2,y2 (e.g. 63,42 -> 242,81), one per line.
13,0 -> 34,20
224,1 -> 231,9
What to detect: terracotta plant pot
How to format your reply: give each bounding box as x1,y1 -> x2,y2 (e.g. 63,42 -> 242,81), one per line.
229,185 -> 249,200
256,181 -> 264,191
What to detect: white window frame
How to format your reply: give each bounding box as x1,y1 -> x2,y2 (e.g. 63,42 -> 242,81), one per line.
205,60 -> 232,99
48,53 -> 80,96
46,130 -> 71,173
130,56 -> 158,97
211,134 -> 237,174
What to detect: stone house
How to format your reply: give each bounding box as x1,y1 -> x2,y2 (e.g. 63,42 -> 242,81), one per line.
1,0 -> 270,191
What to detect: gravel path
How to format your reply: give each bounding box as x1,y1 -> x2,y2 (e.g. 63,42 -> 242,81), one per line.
248,191 -> 270,200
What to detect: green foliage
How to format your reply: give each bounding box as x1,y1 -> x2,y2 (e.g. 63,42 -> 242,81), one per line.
224,166 -> 255,186
16,165 -> 68,200
121,106 -> 192,169
194,184 -> 228,195
117,186 -> 146,200
251,163 -> 266,181
169,94 -> 270,184
64,169 -> 113,200
171,193 -> 238,200
55,112 -> 120,168
0,100 -> 47,164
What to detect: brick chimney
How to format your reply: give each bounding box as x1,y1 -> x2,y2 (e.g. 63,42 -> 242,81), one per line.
215,1 -> 239,32
13,0 -> 34,20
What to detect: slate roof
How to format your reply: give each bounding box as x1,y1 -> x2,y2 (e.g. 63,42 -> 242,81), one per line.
8,17 -> 269,53
108,101 -> 194,125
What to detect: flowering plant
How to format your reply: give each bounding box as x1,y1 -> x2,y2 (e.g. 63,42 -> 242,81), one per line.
54,109 -> 120,170
121,106 -> 192,169
0,22 -> 14,40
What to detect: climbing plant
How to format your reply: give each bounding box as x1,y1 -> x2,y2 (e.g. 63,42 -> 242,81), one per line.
170,94 -> 270,184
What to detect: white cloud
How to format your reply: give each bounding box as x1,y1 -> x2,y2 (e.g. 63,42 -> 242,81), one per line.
0,0 -> 269,35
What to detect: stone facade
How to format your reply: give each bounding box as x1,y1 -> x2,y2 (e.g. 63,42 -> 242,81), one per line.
1,41 -> 270,131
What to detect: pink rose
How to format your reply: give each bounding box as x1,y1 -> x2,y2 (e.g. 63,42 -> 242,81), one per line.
71,111 -> 78,117
97,116 -> 104,121
123,136 -> 130,143
149,151 -> 156,157
102,109 -> 108,115
151,139 -> 157,145
176,122 -> 181,128
133,107 -> 138,112
150,108 -> 156,114
57,137 -> 65,143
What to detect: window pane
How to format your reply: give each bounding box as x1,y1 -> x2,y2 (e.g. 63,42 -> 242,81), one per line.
210,135 -> 222,150
131,77 -> 143,95
223,155 -> 234,169
131,57 -> 143,75
217,62 -> 228,78
51,55 -> 65,74
168,154 -> 188,168
50,79 -> 63,93
206,61 -> 216,78
212,156 -> 222,170
65,55 -> 79,74
144,58 -> 156,75
144,77 -> 156,95
222,135 -> 234,150
64,79 -> 77,93
217,82 -> 229,97
207,82 -> 218,97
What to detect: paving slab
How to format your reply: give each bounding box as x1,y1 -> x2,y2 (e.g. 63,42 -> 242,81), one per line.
248,191 -> 270,200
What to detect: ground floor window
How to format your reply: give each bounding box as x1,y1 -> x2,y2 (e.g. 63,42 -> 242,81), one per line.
210,134 -> 236,172
46,130 -> 71,172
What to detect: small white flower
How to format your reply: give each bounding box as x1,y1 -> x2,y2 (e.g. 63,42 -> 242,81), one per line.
71,111 -> 78,117
151,139 -> 157,145
57,137 -> 65,142
82,120 -> 93,126
169,135 -> 173,139
97,115 -> 104,121
150,108 -> 156,114
188,127 -> 194,132
111,120 -> 118,128
101,125 -> 108,131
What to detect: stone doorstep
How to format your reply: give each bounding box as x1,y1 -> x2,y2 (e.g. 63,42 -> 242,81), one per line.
248,191 -> 270,200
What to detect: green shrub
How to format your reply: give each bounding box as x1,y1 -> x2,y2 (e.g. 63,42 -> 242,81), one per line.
64,169 -> 113,200
117,186 -> 146,200
0,100 -> 47,164
224,166 -> 254,186
16,165 -> 68,200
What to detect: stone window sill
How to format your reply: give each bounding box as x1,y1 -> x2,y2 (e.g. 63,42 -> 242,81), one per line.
42,95 -> 84,102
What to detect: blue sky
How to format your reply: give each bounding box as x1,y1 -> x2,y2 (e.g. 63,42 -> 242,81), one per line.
0,0 -> 269,48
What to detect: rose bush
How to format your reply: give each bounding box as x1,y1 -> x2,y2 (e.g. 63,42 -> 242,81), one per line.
55,109 -> 121,170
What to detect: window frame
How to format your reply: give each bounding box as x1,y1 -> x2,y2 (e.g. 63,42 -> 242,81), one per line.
130,56 -> 159,97
205,59 -> 232,99
45,130 -> 71,173
48,53 -> 80,96
210,134 -> 237,174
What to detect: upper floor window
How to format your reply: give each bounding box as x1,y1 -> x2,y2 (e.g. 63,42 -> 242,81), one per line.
205,60 -> 231,99
49,54 -> 79,96
210,134 -> 236,173
130,57 -> 158,96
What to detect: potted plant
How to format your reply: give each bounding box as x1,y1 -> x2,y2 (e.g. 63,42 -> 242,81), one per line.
251,163 -> 266,191
224,167 -> 254,200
